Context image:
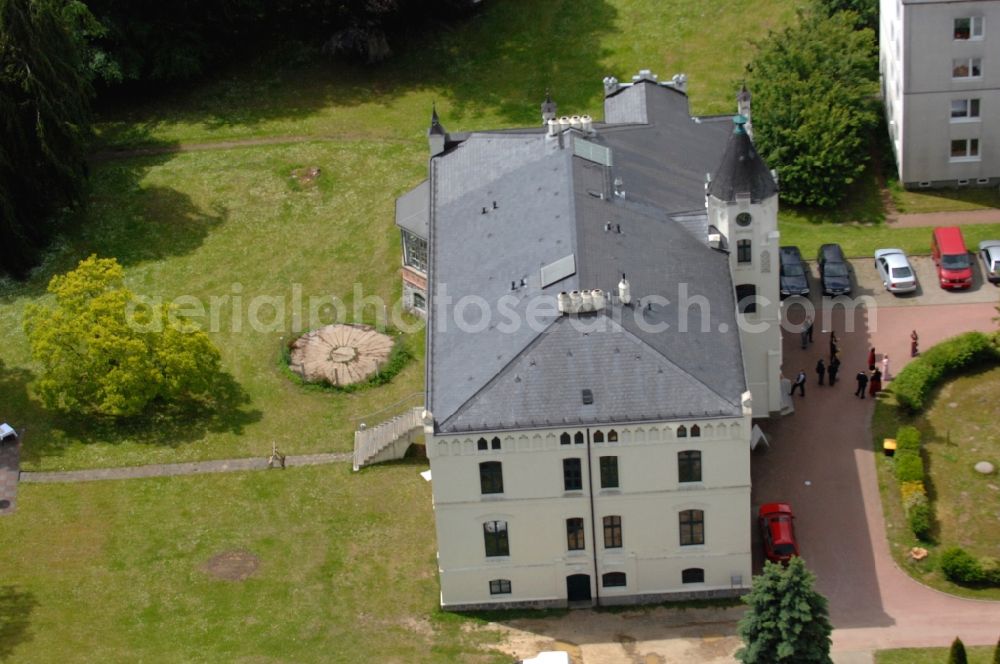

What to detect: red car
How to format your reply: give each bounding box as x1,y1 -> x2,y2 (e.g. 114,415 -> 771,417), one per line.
758,503 -> 799,564
931,226 -> 973,290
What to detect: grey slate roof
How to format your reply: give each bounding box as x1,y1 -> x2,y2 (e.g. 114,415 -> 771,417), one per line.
395,179 -> 429,236
707,119 -> 778,203
426,80 -> 749,434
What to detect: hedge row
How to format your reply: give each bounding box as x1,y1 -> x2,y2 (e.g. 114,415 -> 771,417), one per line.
891,332 -> 1000,412
894,426 -> 932,541
940,547 -> 1000,587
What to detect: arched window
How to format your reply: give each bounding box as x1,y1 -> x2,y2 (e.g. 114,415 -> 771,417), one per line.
593,430 -> 605,443
691,424 -> 701,438
678,450 -> 702,483
491,436 -> 501,450
560,432 -> 571,446
602,572 -> 627,588
682,568 -> 705,584
574,431 -> 584,445
479,461 -> 503,494
679,509 -> 705,546
677,425 -> 688,438
760,249 -> 772,273
477,437 -> 488,451
607,429 -> 618,442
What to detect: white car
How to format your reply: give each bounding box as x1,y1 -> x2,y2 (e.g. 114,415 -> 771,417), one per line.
874,248 -> 917,294
978,240 -> 1000,283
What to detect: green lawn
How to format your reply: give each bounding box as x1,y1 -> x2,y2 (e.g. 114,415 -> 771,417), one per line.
872,367 -> 1000,601
94,0 -> 808,151
876,646 -> 996,663
0,141 -> 427,471
0,462 -> 505,662
891,181 -> 1000,214
778,217 -> 1000,258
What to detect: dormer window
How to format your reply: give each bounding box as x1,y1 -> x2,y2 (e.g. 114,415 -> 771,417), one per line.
736,212 -> 752,227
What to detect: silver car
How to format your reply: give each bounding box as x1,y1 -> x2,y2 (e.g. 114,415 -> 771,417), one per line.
874,248 -> 917,294
979,240 -> 1000,283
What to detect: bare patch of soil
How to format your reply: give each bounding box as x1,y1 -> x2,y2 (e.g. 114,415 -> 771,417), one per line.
291,166 -> 322,186
201,549 -> 260,581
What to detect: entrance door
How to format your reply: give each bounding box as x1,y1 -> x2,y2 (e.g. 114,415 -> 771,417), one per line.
566,574 -> 592,602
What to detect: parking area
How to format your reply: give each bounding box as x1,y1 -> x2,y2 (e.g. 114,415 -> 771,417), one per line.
798,255 -> 1000,309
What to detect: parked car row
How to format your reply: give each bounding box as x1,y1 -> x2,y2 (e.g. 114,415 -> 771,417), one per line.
778,226 -> 1000,299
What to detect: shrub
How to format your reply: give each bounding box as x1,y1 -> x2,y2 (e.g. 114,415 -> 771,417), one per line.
900,481 -> 926,509
907,502 -> 933,541
891,332 -> 1000,412
981,557 -> 1000,586
894,453 -> 924,484
895,426 -> 921,453
940,547 -> 985,585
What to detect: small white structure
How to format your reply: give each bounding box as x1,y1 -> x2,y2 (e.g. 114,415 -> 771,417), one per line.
0,423 -> 17,442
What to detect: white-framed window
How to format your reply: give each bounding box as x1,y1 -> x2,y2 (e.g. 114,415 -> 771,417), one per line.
950,138 -> 980,161
489,579 -> 511,595
951,99 -> 981,121
953,58 -> 982,79
401,230 -> 428,272
954,16 -> 984,40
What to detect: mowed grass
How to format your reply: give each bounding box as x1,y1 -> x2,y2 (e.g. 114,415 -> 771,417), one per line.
0,462 -> 505,663
95,0 -> 808,150
872,367 -> 1000,601
891,181 -> 1000,214
779,217 -> 1000,258
876,646 -> 996,663
0,140 -> 428,471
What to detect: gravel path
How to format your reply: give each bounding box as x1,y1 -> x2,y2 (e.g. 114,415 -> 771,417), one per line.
19,451 -> 351,484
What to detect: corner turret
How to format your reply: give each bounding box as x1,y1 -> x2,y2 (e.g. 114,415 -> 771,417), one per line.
429,105 -> 448,157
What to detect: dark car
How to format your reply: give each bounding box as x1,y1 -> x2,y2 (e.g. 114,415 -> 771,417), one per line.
817,243 -> 852,296
779,246 -> 810,298
758,503 -> 799,564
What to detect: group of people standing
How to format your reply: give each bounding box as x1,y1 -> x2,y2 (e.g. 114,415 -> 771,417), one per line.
789,318 -> 898,400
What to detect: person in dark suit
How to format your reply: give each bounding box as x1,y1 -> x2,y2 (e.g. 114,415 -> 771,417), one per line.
828,356 -> 840,386
855,370 -> 869,398
815,358 -> 826,386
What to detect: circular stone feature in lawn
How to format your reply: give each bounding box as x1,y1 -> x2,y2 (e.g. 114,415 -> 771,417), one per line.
288,323 -> 393,386
975,461 -> 995,475
201,549 -> 259,581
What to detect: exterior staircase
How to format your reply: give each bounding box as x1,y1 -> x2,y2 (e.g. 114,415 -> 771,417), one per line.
352,394 -> 425,471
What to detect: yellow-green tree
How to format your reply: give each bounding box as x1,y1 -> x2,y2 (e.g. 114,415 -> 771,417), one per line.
23,255 -> 221,417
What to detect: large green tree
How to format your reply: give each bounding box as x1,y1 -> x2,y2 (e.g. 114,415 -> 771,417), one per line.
746,9 -> 879,208
1,0 -> 94,277
23,255 -> 222,417
814,0 -> 878,31
736,558 -> 833,664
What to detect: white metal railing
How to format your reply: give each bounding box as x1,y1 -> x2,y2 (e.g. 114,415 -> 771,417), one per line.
352,406 -> 424,471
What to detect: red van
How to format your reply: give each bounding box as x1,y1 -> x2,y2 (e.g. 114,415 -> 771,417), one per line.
931,226 -> 973,290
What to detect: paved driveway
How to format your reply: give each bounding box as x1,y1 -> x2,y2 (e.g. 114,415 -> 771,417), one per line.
753,299 -> 1000,651
809,256 -> 1000,308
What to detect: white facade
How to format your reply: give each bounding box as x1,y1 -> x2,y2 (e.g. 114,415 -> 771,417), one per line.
707,189 -> 783,419
882,0 -> 1000,186
426,407 -> 753,609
